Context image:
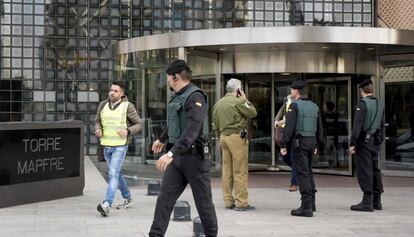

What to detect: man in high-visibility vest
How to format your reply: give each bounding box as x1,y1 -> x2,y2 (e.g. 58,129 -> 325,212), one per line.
275,94 -> 298,192
95,81 -> 142,217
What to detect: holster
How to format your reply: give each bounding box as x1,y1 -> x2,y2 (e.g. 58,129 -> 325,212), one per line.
293,134 -> 300,149
194,139 -> 211,160
364,132 -> 372,144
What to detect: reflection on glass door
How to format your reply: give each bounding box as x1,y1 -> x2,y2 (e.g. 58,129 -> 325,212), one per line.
144,68 -> 167,162
307,78 -> 351,173
192,77 -> 217,166
188,53 -> 219,168
246,74 -> 272,167
385,81 -> 414,171
274,76 -> 352,175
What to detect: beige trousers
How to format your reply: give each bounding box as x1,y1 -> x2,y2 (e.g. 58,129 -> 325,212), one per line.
219,134 -> 249,208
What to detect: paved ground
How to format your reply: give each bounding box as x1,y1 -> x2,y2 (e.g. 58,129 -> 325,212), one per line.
1,158 -> 414,237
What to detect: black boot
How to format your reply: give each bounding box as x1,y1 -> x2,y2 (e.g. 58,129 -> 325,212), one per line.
350,193 -> 374,212
373,193 -> 382,210
312,190 -> 316,212
312,192 -> 316,212
291,195 -> 313,217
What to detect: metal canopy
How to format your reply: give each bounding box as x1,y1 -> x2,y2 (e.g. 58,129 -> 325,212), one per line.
116,26 -> 414,56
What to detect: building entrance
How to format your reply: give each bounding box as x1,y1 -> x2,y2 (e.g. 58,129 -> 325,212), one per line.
223,73 -> 354,175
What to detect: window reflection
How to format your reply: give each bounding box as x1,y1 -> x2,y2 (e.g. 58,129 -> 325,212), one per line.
385,67 -> 414,171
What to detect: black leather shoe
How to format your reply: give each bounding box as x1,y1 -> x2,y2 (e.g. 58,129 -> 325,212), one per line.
234,205 -> 255,211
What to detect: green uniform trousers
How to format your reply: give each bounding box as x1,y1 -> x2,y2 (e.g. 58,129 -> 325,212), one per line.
219,134 -> 249,208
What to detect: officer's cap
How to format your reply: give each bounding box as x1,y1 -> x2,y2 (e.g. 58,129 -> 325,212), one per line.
290,80 -> 307,89
358,78 -> 373,88
166,59 -> 192,75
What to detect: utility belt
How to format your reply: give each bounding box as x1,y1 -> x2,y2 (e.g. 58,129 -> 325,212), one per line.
361,130 -> 383,145
363,131 -> 373,144
293,133 -> 316,149
168,139 -> 211,160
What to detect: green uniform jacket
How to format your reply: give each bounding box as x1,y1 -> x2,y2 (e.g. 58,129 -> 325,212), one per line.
213,93 -> 257,136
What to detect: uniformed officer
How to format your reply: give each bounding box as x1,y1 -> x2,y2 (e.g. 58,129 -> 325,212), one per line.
280,80 -> 323,217
149,60 -> 218,237
349,78 -> 385,212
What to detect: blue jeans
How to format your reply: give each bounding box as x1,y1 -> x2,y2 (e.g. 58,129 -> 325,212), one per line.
103,145 -> 131,206
283,144 -> 298,185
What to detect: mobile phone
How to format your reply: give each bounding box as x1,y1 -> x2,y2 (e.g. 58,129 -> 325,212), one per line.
237,89 -> 242,96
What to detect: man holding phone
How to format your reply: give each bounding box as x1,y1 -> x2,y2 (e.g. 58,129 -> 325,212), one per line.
213,78 -> 257,211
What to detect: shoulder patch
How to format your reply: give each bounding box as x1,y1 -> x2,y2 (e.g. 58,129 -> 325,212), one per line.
195,102 -> 202,107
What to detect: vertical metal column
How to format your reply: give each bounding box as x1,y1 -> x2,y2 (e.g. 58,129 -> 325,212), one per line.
267,74 -> 280,171
178,47 -> 186,61
347,76 -> 353,175
213,53 -> 223,172
375,56 -> 386,171
141,53 -> 147,163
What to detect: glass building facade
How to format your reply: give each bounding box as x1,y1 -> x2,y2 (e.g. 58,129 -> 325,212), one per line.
2,0 -> 414,177
0,0 -> 374,155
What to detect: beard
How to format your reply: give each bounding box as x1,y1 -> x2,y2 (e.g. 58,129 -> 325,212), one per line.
109,95 -> 121,103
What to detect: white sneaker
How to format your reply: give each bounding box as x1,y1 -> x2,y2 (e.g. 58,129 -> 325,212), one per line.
116,198 -> 134,209
97,201 -> 110,217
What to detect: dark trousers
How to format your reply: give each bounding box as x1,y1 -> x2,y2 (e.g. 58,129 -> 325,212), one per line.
291,137 -> 316,196
355,144 -> 384,194
149,153 -> 218,237
282,143 -> 298,185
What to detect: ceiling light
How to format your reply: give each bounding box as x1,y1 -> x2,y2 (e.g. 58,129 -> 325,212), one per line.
219,48 -> 227,51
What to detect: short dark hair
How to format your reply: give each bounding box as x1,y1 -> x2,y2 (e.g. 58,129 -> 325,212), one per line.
177,69 -> 192,81
361,84 -> 373,94
111,81 -> 125,91
296,88 -> 308,96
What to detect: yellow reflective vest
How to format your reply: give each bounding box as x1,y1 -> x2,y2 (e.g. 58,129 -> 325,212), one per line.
281,96 -> 293,128
100,101 -> 129,146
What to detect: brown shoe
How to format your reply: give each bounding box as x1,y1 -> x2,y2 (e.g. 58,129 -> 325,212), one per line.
289,184 -> 298,192
234,205 -> 255,211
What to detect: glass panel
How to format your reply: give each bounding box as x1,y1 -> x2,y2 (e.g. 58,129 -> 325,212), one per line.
188,54 -> 218,168
384,67 -> 414,171
247,74 -> 272,165
274,75 -> 351,174
114,48 -> 178,180
308,78 -> 350,171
